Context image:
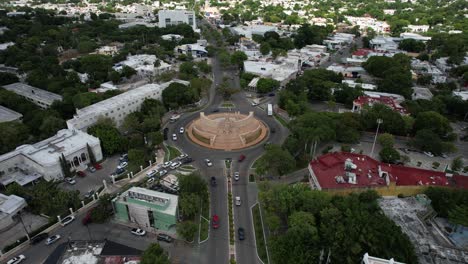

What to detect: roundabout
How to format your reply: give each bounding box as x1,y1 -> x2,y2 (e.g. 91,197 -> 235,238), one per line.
186,111 -> 268,151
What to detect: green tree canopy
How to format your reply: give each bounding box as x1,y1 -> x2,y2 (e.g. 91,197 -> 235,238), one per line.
141,243 -> 170,264
256,144 -> 295,176
256,78 -> 280,94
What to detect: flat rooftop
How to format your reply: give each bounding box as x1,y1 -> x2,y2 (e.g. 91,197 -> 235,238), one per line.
119,187 -> 178,216
0,193 -> 26,215
2,82 -> 62,105
0,105 -> 22,122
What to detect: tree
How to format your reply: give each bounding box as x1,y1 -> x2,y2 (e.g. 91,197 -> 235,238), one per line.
88,118 -> 127,155
398,39 -> 426,53
451,156 -> 463,172
108,70 -> 121,84
121,65 -> 136,79
141,243 -> 170,264
230,51 -> 248,69
59,153 -> 72,178
260,42 -> 271,55
379,147 -> 401,163
256,144 -> 295,176
411,129 -> 444,155
162,82 -> 198,109
448,205 -> 468,226
378,133 -> 395,148
39,115 -> 65,138
413,111 -> 452,137
87,143 -> 96,164
90,194 -> 113,223
121,113 -> 141,134
256,78 -> 280,94
0,121 -> 30,154
179,193 -> 201,219
177,221 -> 197,241
0,72 -> 19,85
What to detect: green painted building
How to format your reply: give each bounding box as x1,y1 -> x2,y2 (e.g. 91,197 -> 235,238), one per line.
113,187 -> 178,232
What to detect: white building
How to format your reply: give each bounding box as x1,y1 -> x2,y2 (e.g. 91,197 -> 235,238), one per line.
2,82 -> 63,109
400,32 -> 431,42
95,45 -> 119,56
411,59 -> 447,84
345,16 -> 391,34
0,129 -> 102,186
114,54 -> 172,78
453,91 -> 468,101
0,105 -> 23,123
230,25 -> 277,39
0,42 -> 15,51
369,36 -> 400,52
412,87 -> 433,100
323,33 -> 355,50
118,21 -> 158,29
161,34 -> 184,41
174,43 -> 208,58
243,60 -> 299,86
0,193 -> 27,230
158,10 -> 197,32
407,25 -> 429,33
67,80 -> 189,131
342,80 -> 377,90
326,64 -> 366,78
362,253 -> 405,264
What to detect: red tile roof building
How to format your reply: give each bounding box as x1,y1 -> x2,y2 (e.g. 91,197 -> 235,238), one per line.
352,95 -> 409,115
308,152 -> 468,193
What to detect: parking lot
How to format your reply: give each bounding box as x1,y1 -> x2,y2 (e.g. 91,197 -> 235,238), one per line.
59,155 -> 120,197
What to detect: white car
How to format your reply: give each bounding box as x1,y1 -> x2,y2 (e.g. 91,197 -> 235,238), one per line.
170,161 -> 182,170
162,161 -> 172,168
146,170 -> 158,178
234,172 -> 240,181
179,127 -> 185,134
172,134 -> 177,141
118,161 -> 128,169
235,196 -> 241,206
65,177 -> 76,185
131,228 -> 146,236
159,170 -> 168,177
205,159 -> 213,167
7,255 -> 25,264
423,151 -> 434,157
60,215 -> 75,226
147,178 -> 155,184
178,153 -> 188,160
45,235 -> 61,245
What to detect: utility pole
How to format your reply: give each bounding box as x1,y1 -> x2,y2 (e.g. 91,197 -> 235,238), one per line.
370,118 -> 383,158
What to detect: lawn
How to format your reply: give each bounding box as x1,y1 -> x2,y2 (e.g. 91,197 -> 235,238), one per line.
273,113 -> 289,127
221,102 -> 235,108
166,145 -> 181,161
200,199 -> 210,241
225,159 -> 231,169
252,204 -> 268,263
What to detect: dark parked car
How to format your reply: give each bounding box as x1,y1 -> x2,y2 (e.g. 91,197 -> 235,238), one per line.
157,234 -> 173,243
163,128 -> 169,140
30,233 -> 48,245
211,177 -> 217,186
268,92 -> 275,97
238,227 -> 245,240
180,157 -> 193,164
211,108 -> 220,113
238,154 -> 246,162
76,171 -> 86,177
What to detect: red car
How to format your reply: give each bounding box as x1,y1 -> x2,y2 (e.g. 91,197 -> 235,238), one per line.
238,154 -> 246,162
212,214 -> 219,229
82,209 -> 93,225
77,171 -> 86,177
93,163 -> 102,170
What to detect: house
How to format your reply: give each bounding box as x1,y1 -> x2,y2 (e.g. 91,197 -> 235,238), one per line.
453,91 -> 468,101
0,105 -> 23,123
342,80 -> 377,90
362,253 -> 405,264
158,10 -> 197,32
0,42 -> 14,51
114,54 -> 172,78
326,64 -> 366,78
0,129 -> 102,186
411,59 -> 447,84
174,43 -> 208,58
118,21 -> 158,29
230,25 -> 277,39
400,32 -> 431,42
2,82 -> 63,109
412,87 -> 433,100
243,60 -> 299,87
323,33 -> 355,50
352,95 -> 408,115
113,187 -> 178,232
66,80 -> 188,131
407,25 -> 429,33
308,152 -> 468,193
369,36 -> 400,52
0,193 -> 27,230
161,34 -> 184,41
95,45 -> 119,56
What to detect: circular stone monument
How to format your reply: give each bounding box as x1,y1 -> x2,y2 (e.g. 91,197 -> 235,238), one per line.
187,111 -> 268,151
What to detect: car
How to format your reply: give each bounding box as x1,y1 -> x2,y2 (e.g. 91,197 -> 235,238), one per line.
146,170 -> 158,178
45,234 -> 61,245
179,127 -> 185,134
76,171 -> 86,177
441,153 -> 448,158
205,159 -> 213,167
170,161 -> 181,170
82,209 -> 93,225
271,127 -> 276,133
178,153 -> 188,160
87,166 -> 96,173
234,172 -> 239,181
181,157 -> 193,164
147,178 -> 155,184
268,92 -> 275,97
30,233 -> 48,245
211,108 -> 220,113
238,227 -> 245,240
172,134 -> 177,141
235,196 -> 241,206
423,151 -> 434,157
159,170 -> 168,177
162,161 -> 172,168
65,177 -> 76,185
84,190 -> 95,199
251,102 -> 259,106
212,214 -> 219,229
131,228 -> 146,236
157,233 -> 173,243
238,154 -> 246,162
93,163 -> 102,170
119,154 -> 128,162
211,176 -> 217,186
7,254 -> 25,264
114,167 -> 125,175
118,161 -> 128,169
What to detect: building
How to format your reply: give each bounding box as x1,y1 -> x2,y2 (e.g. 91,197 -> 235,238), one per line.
118,21 -> 158,29
0,42 -> 14,51
0,129 -> 102,186
94,45 -> 119,56
411,59 -> 447,84
158,10 -> 197,31
230,25 -> 277,39
114,54 -> 172,78
412,87 -> 433,100
407,25 -> 429,33
308,152 -> 468,194
453,91 -> 468,101
342,80 -> 377,90
352,95 -> 408,115
0,193 -> 27,230
344,16 -> 391,33
161,34 -> 184,41
369,36 -> 400,52
67,80 -> 188,131
400,32 -> 431,42
113,187 -> 178,232
2,82 -> 63,109
174,43 -> 208,58
326,64 -> 366,78
323,33 -> 355,50
0,105 -> 23,123
243,60 -> 299,87
362,253 -> 405,264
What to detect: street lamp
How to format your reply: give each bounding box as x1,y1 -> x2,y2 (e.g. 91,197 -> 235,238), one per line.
370,118 -> 383,158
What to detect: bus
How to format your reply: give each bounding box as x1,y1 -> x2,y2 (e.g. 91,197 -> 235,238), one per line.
267,104 -> 273,116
